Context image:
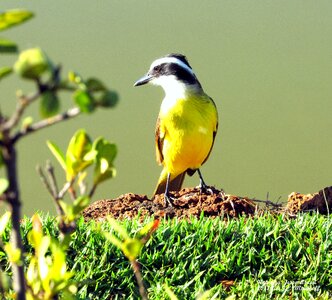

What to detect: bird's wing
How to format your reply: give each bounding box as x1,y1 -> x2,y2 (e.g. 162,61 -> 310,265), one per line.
202,98 -> 219,165
155,116 -> 165,165
202,126 -> 218,165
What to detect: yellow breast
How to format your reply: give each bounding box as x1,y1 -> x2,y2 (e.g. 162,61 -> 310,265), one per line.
158,92 -> 218,176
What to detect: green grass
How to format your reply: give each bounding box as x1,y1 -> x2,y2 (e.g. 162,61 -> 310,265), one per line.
2,212 -> 332,299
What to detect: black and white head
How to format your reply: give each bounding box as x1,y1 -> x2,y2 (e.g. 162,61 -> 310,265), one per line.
134,54 -> 202,96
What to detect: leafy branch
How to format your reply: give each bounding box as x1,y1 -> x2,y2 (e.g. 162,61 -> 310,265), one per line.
102,218 -> 160,300
38,129 -> 117,236
0,9 -> 118,299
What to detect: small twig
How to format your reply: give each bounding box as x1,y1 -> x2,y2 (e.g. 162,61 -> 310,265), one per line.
1,65 -> 70,135
230,199 -> 236,215
68,186 -> 77,201
36,165 -> 54,198
252,199 -> 283,209
0,90 -> 41,132
322,188 -> 330,215
58,181 -> 74,200
77,174 -> 87,195
46,160 -> 59,198
37,163 -> 78,235
88,183 -> 97,198
130,260 -> 148,300
36,165 -> 64,216
12,107 -> 80,143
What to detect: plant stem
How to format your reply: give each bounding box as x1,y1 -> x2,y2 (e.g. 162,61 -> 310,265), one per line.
36,165 -> 64,216
0,91 -> 41,132
88,183 -> 97,198
2,137 -> 26,300
12,107 -> 80,144
130,260 -> 148,300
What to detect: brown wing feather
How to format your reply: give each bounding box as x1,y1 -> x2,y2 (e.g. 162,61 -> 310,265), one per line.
154,117 -> 186,196
202,123 -> 218,165
155,116 -> 164,164
202,96 -> 218,165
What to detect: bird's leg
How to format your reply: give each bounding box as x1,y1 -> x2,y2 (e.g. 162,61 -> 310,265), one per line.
164,173 -> 174,207
197,169 -> 214,195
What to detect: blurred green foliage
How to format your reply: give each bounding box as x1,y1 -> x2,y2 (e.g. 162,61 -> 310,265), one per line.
0,8 -> 120,299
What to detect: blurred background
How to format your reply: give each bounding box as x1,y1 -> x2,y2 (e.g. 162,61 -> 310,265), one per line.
1,1 -> 332,215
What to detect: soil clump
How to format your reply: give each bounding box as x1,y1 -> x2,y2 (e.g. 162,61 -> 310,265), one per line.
82,186 -> 332,221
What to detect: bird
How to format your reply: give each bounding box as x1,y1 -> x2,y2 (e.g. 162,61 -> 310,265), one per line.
134,53 -> 218,205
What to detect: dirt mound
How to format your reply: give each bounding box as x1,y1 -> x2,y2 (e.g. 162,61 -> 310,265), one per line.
82,186 -> 332,221
83,187 -> 257,221
286,186 -> 332,214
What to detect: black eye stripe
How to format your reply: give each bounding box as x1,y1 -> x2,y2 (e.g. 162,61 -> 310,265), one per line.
150,62 -> 201,87
152,63 -> 190,75
166,64 -> 196,84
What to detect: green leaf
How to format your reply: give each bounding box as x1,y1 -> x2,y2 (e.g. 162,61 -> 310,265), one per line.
0,9 -> 34,31
94,138 -> 117,163
68,71 -> 84,85
86,78 -> 106,91
97,90 -> 119,108
50,243 -> 67,281
103,217 -> 144,261
83,149 -> 98,161
58,200 -> 73,220
14,47 -> 53,80
72,196 -> 90,215
0,38 -> 17,53
21,116 -> 33,130
4,243 -> 21,264
40,91 -> 60,118
46,140 -> 66,171
0,211 -> 11,236
106,216 -> 129,240
196,290 -> 214,300
0,178 -> 9,195
122,238 -> 143,261
0,66 -> 13,80
92,137 -> 117,185
164,285 -> 178,300
67,130 -> 93,162
0,271 -> 10,292
65,130 -> 93,180
103,232 -> 123,251
136,220 -> 160,239
68,71 -> 88,91
73,90 -> 95,113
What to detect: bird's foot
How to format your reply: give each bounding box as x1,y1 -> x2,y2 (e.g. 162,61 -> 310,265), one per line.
199,182 -> 215,195
197,169 -> 215,195
164,193 -> 175,207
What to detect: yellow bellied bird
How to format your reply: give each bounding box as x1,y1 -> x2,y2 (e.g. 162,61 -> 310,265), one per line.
134,53 -> 218,205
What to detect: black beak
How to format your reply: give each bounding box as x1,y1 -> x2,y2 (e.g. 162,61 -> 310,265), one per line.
133,74 -> 153,87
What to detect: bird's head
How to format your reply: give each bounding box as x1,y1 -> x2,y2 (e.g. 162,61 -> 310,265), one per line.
134,54 -> 202,96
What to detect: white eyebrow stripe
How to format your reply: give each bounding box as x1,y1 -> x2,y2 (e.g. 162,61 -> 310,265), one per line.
150,57 -> 195,76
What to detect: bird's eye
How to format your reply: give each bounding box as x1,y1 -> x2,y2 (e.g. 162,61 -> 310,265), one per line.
153,65 -> 161,72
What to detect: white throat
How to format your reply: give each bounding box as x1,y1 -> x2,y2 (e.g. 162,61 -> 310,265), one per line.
151,75 -> 187,100
151,75 -> 200,115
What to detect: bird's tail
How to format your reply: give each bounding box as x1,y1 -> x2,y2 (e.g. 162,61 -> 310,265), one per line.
153,169 -> 186,197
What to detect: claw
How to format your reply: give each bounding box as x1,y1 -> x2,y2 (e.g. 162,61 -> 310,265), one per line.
198,180 -> 215,195
197,169 -> 214,195
200,184 -> 214,195
164,192 -> 174,207
163,173 -> 175,207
